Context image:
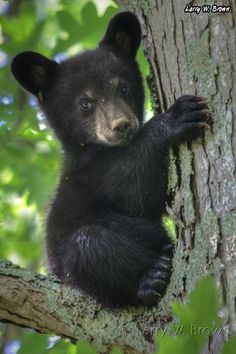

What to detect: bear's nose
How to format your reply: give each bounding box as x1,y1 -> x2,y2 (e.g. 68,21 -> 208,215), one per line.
111,118 -> 131,134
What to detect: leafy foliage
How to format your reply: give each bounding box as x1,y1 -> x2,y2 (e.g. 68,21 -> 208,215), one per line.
156,276 -> 222,354
11,333 -> 120,354
222,335 -> 236,354
18,332 -> 49,354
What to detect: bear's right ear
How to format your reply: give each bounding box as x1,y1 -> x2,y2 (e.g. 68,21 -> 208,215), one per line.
11,51 -> 58,97
99,12 -> 141,58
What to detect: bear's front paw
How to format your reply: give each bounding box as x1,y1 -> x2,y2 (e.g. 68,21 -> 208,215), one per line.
137,244 -> 173,306
167,95 -> 210,144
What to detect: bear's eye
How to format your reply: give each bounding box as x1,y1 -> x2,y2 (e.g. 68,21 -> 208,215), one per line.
119,85 -> 130,97
79,98 -> 93,112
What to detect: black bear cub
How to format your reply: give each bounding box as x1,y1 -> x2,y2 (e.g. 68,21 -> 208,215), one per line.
11,12 -> 209,308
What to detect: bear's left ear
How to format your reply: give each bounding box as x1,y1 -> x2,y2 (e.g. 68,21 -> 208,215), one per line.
99,12 -> 141,58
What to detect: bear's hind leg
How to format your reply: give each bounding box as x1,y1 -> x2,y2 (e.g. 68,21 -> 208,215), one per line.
137,244 -> 174,306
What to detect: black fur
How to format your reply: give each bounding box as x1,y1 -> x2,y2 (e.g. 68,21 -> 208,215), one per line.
11,12 -> 209,308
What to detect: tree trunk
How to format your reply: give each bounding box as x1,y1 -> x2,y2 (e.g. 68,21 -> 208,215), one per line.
1,1 -> 236,353
118,0 -> 236,348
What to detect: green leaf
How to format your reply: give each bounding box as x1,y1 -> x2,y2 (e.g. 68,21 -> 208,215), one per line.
172,276 -> 221,332
77,341 -> 98,354
222,335 -> 236,354
53,2 -> 118,54
163,215 -> 176,240
0,2 -> 35,41
18,332 -> 49,354
156,276 -> 222,354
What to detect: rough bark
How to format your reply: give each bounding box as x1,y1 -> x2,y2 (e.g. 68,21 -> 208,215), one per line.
118,0 -> 236,351
0,260 -> 172,354
1,1 -> 236,353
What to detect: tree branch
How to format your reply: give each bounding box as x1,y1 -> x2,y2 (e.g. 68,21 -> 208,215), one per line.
0,260 -> 159,354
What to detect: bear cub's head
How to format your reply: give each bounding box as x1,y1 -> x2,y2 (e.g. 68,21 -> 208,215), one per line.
11,12 -> 144,150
